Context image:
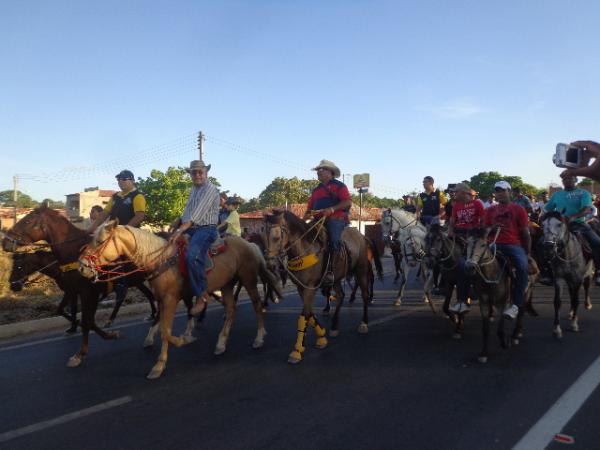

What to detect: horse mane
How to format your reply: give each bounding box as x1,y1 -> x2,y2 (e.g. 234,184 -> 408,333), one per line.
120,226 -> 170,267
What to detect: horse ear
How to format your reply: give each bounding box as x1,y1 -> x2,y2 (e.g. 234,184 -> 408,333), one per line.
103,219 -> 118,231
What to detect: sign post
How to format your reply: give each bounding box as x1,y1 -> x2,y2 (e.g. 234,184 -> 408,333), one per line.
353,174 -> 370,233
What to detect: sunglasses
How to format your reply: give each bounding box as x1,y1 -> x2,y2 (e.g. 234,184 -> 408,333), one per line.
189,170 -> 204,176
117,178 -> 132,181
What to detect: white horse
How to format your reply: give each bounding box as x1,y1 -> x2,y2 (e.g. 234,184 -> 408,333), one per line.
381,209 -> 436,312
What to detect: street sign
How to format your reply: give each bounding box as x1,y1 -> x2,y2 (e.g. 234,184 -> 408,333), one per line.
353,173 -> 370,189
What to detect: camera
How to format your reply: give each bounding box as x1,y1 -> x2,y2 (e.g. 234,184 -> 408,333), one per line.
553,143 -> 584,169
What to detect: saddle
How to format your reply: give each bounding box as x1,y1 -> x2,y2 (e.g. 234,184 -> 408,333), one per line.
177,237 -> 228,277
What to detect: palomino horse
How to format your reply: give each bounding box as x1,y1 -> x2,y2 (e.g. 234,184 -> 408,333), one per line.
2,207 -> 124,367
79,221 -> 284,379
9,250 -> 159,332
381,209 -> 435,310
263,210 -> 378,364
464,227 -> 536,363
541,212 -> 593,337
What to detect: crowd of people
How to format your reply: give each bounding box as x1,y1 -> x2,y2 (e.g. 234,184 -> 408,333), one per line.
81,139 -> 600,322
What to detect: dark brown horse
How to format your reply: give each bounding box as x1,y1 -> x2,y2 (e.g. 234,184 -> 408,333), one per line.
2,207 -> 121,367
264,210 -> 380,364
9,250 -> 158,331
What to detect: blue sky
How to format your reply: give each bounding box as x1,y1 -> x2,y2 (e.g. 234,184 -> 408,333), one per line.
1,0 -> 599,202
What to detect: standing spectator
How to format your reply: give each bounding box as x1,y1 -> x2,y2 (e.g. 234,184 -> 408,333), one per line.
402,195 -> 417,214
483,194 -> 496,209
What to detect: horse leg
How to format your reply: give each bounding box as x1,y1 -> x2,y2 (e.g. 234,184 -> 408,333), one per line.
423,266 -> 436,314
512,305 -> 525,345
478,298 -> 490,363
497,313 -> 509,349
394,262 -> 408,306
288,288 -> 315,364
67,291 -> 98,368
568,282 -> 581,332
58,291 -> 78,333
105,287 -> 125,328
584,276 -> 592,310
143,312 -> 161,348
553,279 -> 563,338
246,284 -> 267,349
349,279 -> 358,303
358,270 -> 370,334
329,282 -> 346,337
136,282 -> 157,320
215,285 -> 236,355
147,293 -> 185,379
308,313 -> 328,349
233,281 -> 243,302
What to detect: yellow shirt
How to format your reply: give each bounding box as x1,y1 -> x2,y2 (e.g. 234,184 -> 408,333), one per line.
416,190 -> 448,208
104,188 -> 146,214
224,210 -> 241,236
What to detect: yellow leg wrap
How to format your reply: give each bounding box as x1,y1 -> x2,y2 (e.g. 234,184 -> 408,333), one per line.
292,315 -> 308,356
311,314 -> 328,348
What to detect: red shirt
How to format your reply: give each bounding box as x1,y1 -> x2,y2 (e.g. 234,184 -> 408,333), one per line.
484,203 -> 528,245
307,179 -> 351,221
452,200 -> 484,230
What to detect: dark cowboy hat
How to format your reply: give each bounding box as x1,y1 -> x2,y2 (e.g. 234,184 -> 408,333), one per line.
185,160 -> 211,173
115,170 -> 135,180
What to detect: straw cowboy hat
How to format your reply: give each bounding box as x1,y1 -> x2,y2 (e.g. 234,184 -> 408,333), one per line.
312,159 -> 341,178
185,160 -> 211,173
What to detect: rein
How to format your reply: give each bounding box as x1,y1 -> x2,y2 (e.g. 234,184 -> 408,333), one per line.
11,259 -> 59,287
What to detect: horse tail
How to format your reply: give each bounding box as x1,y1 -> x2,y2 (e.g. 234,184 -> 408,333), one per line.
366,237 -> 384,281
249,243 -> 285,300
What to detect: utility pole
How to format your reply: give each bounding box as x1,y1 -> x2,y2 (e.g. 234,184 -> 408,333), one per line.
197,131 -> 205,161
13,175 -> 18,224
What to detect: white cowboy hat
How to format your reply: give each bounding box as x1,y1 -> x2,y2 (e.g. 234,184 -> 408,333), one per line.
312,159 -> 341,178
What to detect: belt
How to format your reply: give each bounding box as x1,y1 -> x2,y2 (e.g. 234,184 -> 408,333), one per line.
190,224 -> 217,229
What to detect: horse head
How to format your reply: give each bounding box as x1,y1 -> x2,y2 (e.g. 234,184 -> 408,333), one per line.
423,223 -> 444,269
464,227 -> 493,275
9,251 -> 56,292
2,207 -> 50,252
541,211 -> 568,260
263,209 -> 288,261
400,227 -> 426,268
79,219 -> 122,279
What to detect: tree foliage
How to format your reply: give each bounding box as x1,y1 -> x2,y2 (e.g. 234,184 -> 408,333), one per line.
469,172 -> 542,198
0,190 -> 39,208
257,177 -> 319,207
136,167 -> 220,226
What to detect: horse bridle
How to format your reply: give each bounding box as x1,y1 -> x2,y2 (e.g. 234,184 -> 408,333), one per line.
10,257 -> 59,289
542,218 -> 576,263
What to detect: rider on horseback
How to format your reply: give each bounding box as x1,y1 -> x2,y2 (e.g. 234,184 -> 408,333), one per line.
448,183 -> 485,314
304,160 -> 352,286
416,176 -> 447,225
169,160 -> 220,316
485,181 -> 531,319
543,174 -> 600,285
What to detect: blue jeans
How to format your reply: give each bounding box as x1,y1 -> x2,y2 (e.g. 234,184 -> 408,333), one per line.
326,219 -> 347,251
494,244 -> 528,307
569,221 -> 600,268
420,215 -> 435,226
185,226 -> 218,297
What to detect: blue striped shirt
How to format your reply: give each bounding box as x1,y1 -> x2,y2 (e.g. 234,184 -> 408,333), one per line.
181,182 -> 220,226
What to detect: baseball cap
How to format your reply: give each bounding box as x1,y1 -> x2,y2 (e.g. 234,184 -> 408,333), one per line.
115,170 -> 135,180
494,181 -> 511,190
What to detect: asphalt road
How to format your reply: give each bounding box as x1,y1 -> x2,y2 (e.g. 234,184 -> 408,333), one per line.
1,258 -> 600,450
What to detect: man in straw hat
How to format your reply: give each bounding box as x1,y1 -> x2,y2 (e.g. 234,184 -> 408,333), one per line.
304,159 -> 352,285
169,160 -> 220,316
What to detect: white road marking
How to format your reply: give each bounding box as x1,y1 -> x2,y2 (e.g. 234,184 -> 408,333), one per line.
0,396 -> 132,443
512,354 -> 600,450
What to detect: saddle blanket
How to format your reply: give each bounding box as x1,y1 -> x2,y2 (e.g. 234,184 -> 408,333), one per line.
177,237 -> 228,277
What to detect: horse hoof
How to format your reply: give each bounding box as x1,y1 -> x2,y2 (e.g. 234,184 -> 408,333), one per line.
393,299 -> 402,307
585,303 -> 592,310
478,356 -> 488,364
553,329 -> 563,339
252,340 -> 264,349
357,323 -> 369,334
64,327 -> 77,335
143,338 -> 154,348
512,338 -> 520,346
452,333 -> 462,340
489,316 -> 495,323
315,337 -> 328,349
182,334 -> 197,344
110,331 -> 122,339
214,346 -> 226,356
147,367 -> 164,380
570,324 -> 580,332
261,308 -> 267,313
329,329 -> 339,337
516,331 -> 524,338
322,309 -> 330,316
66,355 -> 82,368
288,351 -> 302,364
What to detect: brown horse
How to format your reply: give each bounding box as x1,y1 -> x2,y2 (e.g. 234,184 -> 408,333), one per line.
264,210 -> 378,364
2,207 -> 121,367
79,220 -> 284,379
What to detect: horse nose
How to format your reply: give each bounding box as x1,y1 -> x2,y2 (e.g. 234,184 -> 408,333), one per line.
10,281 -> 23,292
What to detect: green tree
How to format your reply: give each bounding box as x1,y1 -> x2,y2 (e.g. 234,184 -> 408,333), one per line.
257,177 -> 319,207
578,177 -> 594,186
136,167 -> 220,226
0,190 -> 39,208
469,172 -> 542,198
41,198 -> 65,208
